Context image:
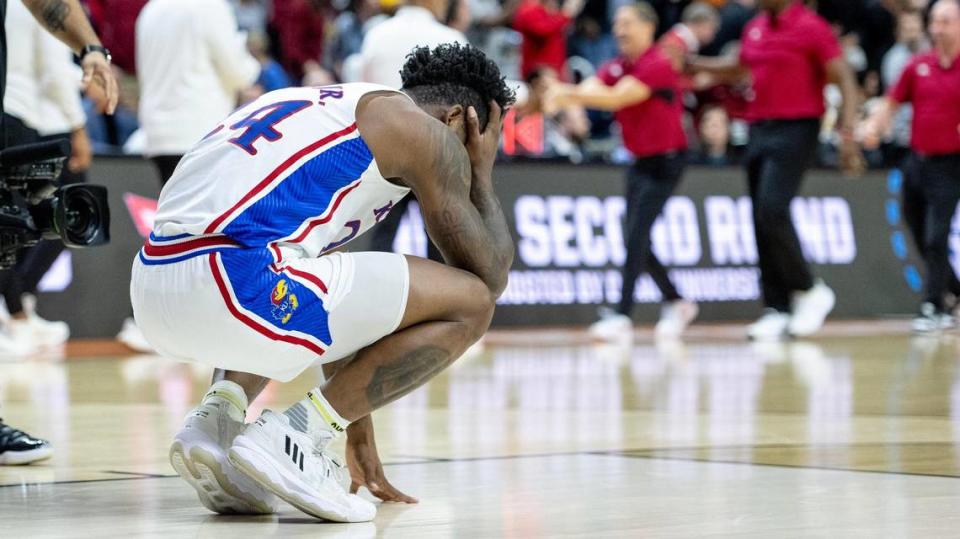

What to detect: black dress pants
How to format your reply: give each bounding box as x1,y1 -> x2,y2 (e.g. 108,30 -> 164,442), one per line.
745,119 -> 820,312
903,153 -> 960,310
617,152 -> 685,316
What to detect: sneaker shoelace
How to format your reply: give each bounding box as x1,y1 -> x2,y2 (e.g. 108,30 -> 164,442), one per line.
310,447 -> 346,483
312,430 -> 346,484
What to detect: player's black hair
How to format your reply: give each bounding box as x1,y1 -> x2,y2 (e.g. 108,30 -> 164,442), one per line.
400,43 -> 516,131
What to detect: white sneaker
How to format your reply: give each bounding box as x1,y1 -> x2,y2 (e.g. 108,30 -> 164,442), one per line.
588,309 -> 633,341
788,280 -> 836,337
912,303 -> 956,333
170,384 -> 278,514
16,294 -> 69,347
8,318 -> 69,349
0,329 -> 37,359
654,300 -> 699,339
747,309 -> 791,340
228,410 -> 376,522
117,317 -> 154,353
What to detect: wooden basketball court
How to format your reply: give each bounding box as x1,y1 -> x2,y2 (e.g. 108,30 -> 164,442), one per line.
2,322 -> 959,537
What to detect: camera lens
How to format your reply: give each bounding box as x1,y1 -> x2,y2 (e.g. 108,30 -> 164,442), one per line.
61,188 -> 101,241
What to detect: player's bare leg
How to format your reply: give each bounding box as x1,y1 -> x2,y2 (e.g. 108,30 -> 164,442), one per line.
322,256 -> 494,419
211,369 -> 270,403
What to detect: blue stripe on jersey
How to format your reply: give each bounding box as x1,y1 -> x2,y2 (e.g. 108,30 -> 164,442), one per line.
149,232 -> 193,242
219,248 -> 332,346
222,136 -> 374,247
138,247 -> 225,266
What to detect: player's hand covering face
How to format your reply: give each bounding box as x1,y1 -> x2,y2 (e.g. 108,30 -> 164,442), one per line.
464,100 -> 504,180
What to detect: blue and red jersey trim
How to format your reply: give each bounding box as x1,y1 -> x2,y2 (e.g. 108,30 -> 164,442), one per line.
139,232 -> 242,265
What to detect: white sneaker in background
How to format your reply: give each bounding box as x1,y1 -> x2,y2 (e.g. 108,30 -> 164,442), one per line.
170,383 -> 278,514
654,299 -> 699,339
0,328 -> 37,359
117,317 -> 155,353
912,302 -> 956,333
788,280 -> 836,337
588,309 -> 633,342
229,410 -> 376,522
8,317 -> 68,351
747,309 -> 791,341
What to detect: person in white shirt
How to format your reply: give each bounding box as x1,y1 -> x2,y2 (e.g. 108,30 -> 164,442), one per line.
359,0 -> 468,88
358,0 -> 468,261
136,0 -> 260,186
1,0 -> 88,355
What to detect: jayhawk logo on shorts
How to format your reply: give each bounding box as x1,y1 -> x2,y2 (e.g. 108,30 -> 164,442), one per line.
270,279 -> 299,324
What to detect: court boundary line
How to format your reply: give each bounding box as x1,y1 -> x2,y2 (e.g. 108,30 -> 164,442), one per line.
3,442 -> 959,490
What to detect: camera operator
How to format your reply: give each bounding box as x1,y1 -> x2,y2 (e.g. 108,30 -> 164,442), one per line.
3,0 -> 91,355
0,0 -> 118,466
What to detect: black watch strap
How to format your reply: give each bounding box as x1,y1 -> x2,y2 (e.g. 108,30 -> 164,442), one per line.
79,45 -> 112,64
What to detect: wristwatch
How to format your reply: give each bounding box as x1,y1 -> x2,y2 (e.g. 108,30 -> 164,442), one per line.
79,44 -> 112,64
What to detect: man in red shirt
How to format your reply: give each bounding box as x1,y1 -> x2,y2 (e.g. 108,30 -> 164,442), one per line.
546,3 -> 699,340
865,0 -> 960,331
690,0 -> 863,340
512,0 -> 585,79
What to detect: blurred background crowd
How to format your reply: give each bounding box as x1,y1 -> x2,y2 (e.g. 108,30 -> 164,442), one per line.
75,0 -> 939,168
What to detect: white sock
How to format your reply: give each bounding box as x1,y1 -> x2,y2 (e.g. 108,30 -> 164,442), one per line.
202,380 -> 248,422
283,388 -> 350,446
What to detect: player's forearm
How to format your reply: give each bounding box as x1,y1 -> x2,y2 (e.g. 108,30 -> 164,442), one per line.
687,55 -> 745,79
567,87 -> 629,111
24,0 -> 102,53
469,177 -> 515,298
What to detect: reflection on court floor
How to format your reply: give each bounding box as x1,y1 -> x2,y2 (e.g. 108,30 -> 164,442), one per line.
2,326 -> 960,536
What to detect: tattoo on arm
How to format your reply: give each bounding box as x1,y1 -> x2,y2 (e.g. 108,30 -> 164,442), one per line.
365,346 -> 452,409
416,126 -> 512,295
39,0 -> 71,33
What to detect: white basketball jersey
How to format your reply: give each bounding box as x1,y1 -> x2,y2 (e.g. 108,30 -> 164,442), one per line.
153,83 -> 411,261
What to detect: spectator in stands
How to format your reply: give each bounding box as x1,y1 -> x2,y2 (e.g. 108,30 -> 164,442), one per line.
271,0 -> 330,83
546,3 -> 700,340
869,9 -> 929,162
470,0 -> 523,79
248,31 -> 292,94
512,0 -> 585,79
85,0 -> 149,75
701,0 -> 756,56
515,65 -> 590,159
136,0 -> 260,187
693,105 -> 732,165
883,9 -> 929,89
358,0 -> 467,260
446,0 -> 473,33
569,16 -> 618,70
659,1 -> 720,72
359,0 -> 466,87
649,0 -> 694,34
325,0 -> 381,81
231,0 -> 268,33
127,0 -> 260,352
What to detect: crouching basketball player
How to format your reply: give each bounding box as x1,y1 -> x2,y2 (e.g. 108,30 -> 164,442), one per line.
130,44 -> 515,522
